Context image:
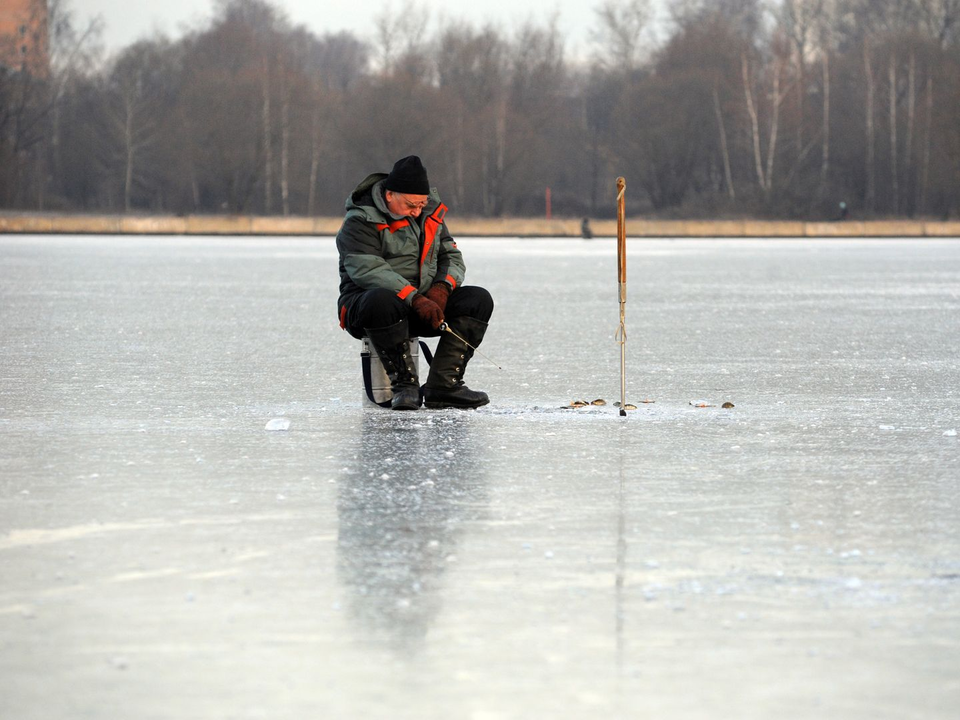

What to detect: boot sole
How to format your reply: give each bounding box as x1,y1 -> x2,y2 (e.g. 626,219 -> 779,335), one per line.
424,398 -> 490,410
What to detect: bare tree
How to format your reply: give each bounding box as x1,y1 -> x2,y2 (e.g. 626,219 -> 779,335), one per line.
306,76 -> 326,216
374,0 -> 431,77
780,0 -> 824,162
864,40 -> 876,212
905,51 -> 916,175
496,17 -> 566,215
913,0 -> 960,46
742,46 -> 786,195
918,72 -> 933,212
17,0 -> 102,208
104,41 -> 171,211
819,47 -> 831,197
591,0 -> 652,72
261,55 -> 273,214
713,84 -> 736,199
278,53 -> 291,216
435,23 -> 506,213
889,52 -> 899,212
302,30 -> 368,214
6,0 -> 960,220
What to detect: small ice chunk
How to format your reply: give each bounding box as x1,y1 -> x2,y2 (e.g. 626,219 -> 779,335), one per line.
944,429 -> 957,437
380,473 -> 391,480
265,418 -> 290,431
544,550 -> 554,559
845,577 -> 863,590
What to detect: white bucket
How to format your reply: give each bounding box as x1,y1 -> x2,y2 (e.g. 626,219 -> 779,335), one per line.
361,336 -> 419,407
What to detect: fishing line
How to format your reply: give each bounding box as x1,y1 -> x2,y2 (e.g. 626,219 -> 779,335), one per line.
438,322 -> 503,370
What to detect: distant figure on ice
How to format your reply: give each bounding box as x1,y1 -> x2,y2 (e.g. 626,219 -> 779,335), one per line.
581,217 -> 593,239
837,201 -> 848,221
336,155 -> 494,411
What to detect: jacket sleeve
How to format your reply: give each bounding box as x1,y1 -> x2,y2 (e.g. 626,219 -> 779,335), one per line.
434,220 -> 465,289
337,216 -> 419,303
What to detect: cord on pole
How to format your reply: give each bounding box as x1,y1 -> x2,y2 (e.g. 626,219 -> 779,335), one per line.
616,177 -> 627,417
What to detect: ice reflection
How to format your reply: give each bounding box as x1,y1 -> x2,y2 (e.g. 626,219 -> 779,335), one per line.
335,412 -> 488,653
615,449 -> 628,672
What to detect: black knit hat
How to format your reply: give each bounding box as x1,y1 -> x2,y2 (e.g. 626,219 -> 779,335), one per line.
384,155 -> 430,195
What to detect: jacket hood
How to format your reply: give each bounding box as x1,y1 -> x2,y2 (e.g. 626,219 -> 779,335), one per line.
347,173 -> 388,210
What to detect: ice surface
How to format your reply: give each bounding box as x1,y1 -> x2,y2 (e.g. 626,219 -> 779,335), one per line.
1,235 -> 959,719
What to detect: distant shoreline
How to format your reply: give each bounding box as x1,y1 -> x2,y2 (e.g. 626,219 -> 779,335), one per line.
1,213 -> 958,238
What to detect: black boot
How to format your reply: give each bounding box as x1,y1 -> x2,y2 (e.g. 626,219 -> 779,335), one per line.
423,316 -> 490,409
364,319 -> 421,411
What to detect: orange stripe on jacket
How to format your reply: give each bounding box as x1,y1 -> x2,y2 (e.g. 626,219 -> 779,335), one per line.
420,203 -> 449,270
445,274 -> 457,289
397,285 -> 416,301
376,218 -> 410,233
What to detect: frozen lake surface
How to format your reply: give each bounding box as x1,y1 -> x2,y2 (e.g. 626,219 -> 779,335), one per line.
1,235 -> 958,719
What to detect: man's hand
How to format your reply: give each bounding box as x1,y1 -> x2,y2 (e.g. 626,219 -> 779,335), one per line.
412,294 -> 444,329
424,282 -> 451,313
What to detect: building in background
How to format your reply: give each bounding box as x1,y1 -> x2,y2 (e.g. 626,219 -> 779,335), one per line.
0,0 -> 48,76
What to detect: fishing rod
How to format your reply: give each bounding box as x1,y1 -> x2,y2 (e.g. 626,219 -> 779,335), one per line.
438,322 -> 503,370
616,177 -> 628,417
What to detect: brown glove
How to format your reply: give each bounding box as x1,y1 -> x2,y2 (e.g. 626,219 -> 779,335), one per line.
411,293 -> 444,329
424,282 -> 451,314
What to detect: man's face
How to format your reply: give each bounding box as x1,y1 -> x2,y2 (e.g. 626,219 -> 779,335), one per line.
385,191 -> 429,218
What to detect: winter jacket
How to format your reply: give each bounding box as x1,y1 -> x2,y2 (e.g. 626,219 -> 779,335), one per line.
336,173 -> 465,326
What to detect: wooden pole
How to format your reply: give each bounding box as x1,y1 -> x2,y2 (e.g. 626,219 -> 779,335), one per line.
616,177 -> 627,417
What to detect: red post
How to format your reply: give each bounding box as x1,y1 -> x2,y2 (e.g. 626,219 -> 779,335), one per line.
545,187 -> 552,220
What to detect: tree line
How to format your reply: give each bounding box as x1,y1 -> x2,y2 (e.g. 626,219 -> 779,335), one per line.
2,0 -> 959,220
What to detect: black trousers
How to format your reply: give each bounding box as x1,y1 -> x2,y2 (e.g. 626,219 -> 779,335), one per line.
340,286 -> 494,340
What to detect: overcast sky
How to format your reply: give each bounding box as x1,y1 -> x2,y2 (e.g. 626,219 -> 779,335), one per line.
73,0 -> 667,61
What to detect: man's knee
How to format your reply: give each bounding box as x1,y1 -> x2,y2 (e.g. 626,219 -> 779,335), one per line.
349,289 -> 408,334
449,286 -> 494,323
